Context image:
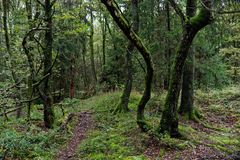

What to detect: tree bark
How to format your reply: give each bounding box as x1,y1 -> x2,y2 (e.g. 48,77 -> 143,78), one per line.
89,5 -> 97,87
42,0 -> 55,128
25,0 -> 36,119
164,1 -> 171,90
101,0 -> 154,131
159,0 -> 212,137
82,36 -> 89,88
179,50 -> 194,119
2,0 -> 22,118
101,16 -> 106,67
179,0 -> 199,120
69,56 -> 75,99
114,0 -> 139,113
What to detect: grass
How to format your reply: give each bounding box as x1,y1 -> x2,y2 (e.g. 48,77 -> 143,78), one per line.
0,86 -> 239,159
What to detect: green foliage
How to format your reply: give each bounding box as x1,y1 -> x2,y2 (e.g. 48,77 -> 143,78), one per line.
76,92 -> 146,159
0,126 -> 67,159
79,131 -> 131,159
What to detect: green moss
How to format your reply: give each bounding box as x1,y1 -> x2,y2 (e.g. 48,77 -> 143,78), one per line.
158,148 -> 166,158
208,134 -> 239,146
179,125 -> 196,134
190,8 -> 210,28
75,91 -> 148,159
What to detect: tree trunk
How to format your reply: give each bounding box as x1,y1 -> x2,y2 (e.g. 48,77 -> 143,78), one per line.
101,16 -> 106,67
101,0 -> 154,132
165,1 -> 171,90
43,0 -> 54,128
114,0 -> 139,113
179,50 -> 194,119
179,0 -> 199,120
69,56 -> 75,99
159,29 -> 197,137
82,36 -> 89,88
2,0 -> 22,118
25,0 -> 35,120
90,6 -> 97,87
159,0 -> 212,137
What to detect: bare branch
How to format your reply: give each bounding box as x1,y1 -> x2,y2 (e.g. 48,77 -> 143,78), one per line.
0,96 -> 40,117
168,0 -> 186,22
0,79 -> 23,93
35,0 -> 44,7
33,73 -> 51,87
200,0 -> 240,14
51,0 -> 57,7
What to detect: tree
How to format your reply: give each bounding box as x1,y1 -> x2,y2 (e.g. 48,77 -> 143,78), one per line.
159,0 -> 212,137
179,0 -> 197,120
42,0 -> 55,128
2,0 -> 22,118
101,0 -> 154,131
89,1 -> 98,88
114,0 -> 139,113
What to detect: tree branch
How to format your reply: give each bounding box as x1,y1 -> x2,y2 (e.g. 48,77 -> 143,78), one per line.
0,79 -> 22,93
35,0 -> 44,7
51,0 -> 57,7
168,0 -> 186,23
0,96 -> 40,117
200,0 -> 240,14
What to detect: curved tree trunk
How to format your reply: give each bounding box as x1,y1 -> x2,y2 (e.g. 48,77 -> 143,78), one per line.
179,0 -> 197,120
115,0 -> 139,113
159,29 -> 197,137
101,0 -> 154,131
159,0 -> 212,137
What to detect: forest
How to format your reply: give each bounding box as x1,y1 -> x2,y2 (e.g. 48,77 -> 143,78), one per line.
0,0 -> 239,159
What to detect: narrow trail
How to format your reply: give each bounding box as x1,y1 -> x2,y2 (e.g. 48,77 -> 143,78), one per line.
56,111 -> 93,160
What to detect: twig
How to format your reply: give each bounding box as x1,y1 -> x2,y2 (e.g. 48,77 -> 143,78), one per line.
35,0 -> 44,7
0,79 -> 23,93
33,73 -> 50,87
0,96 -> 40,117
51,0 -> 57,7
200,0 -> 240,14
168,0 -> 186,23
133,54 -> 146,73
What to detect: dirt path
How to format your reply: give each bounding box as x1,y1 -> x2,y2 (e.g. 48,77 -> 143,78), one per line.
56,111 -> 93,160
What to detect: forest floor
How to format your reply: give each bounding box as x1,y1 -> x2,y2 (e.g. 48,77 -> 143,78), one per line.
56,111 -> 93,160
0,86 -> 239,160
53,86 -> 239,160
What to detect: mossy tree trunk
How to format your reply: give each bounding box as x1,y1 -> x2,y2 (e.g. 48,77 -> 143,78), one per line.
25,0 -> 38,120
101,0 -> 154,131
2,0 -> 22,118
164,1 -> 171,90
179,50 -> 195,119
159,0 -> 212,137
114,0 -> 139,113
179,0 -> 197,120
42,0 -> 55,128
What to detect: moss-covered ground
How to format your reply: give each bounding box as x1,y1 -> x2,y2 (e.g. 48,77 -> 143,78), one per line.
0,86 -> 239,159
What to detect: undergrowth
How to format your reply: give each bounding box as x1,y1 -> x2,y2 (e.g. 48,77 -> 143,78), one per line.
0,86 -> 239,159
